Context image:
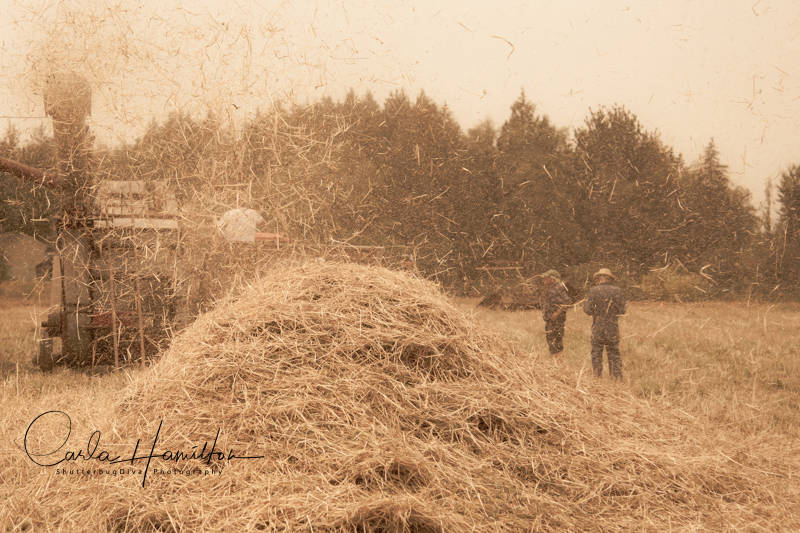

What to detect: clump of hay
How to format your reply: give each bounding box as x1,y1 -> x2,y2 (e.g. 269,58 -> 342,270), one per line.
5,262 -> 797,531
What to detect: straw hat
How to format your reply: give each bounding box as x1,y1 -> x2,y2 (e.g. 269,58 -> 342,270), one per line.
593,267 -> 615,280
541,269 -> 561,280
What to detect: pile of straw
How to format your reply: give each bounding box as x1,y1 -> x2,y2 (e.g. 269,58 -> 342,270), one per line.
6,261 -> 797,531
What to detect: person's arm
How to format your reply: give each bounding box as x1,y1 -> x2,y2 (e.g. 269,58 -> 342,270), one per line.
549,286 -> 571,320
582,290 -> 594,315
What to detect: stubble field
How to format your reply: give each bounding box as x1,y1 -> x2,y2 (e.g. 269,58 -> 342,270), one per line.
1,291 -> 799,530
469,298 -> 800,438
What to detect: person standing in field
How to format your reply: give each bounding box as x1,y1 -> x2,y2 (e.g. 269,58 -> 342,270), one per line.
583,268 -> 626,379
541,269 -> 571,358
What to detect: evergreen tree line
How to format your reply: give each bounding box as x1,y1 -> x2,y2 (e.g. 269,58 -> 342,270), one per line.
2,90 -> 800,298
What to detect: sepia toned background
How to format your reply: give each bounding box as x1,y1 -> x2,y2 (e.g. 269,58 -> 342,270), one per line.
1,0 -> 799,202
1,2 -> 799,531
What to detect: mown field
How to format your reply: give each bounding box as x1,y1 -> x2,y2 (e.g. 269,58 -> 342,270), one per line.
468,298 -> 800,438
1,295 -> 799,529
3,298 -> 800,438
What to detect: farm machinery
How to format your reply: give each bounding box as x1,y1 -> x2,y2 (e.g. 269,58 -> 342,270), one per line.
1,73 -> 414,371
0,73 -> 180,370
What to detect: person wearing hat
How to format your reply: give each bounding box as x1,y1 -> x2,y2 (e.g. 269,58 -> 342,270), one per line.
540,269 -> 571,357
583,268 -> 626,379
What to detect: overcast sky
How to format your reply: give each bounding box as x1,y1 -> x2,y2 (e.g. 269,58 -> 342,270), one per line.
2,0 -> 799,204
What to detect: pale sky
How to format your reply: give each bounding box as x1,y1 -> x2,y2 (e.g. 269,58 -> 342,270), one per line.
2,0 -> 799,205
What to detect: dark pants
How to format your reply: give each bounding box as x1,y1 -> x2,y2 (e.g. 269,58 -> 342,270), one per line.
545,317 -> 565,354
591,331 -> 622,379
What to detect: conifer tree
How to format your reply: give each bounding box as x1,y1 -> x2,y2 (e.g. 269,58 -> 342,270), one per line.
493,91 -> 582,270
573,106 -> 685,271
682,140 -> 756,284
777,165 -> 800,285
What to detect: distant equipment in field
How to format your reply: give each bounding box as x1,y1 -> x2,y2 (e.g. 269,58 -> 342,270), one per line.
1,72 -> 182,371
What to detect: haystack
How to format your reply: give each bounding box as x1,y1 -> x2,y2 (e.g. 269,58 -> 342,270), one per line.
5,261 -> 796,531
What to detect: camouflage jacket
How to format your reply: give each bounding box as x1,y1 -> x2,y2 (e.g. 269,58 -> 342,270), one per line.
542,282 -> 571,321
583,283 -> 626,333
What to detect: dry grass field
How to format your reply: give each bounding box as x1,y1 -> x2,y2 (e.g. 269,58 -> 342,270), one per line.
469,298 -> 800,438
1,272 -> 799,531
